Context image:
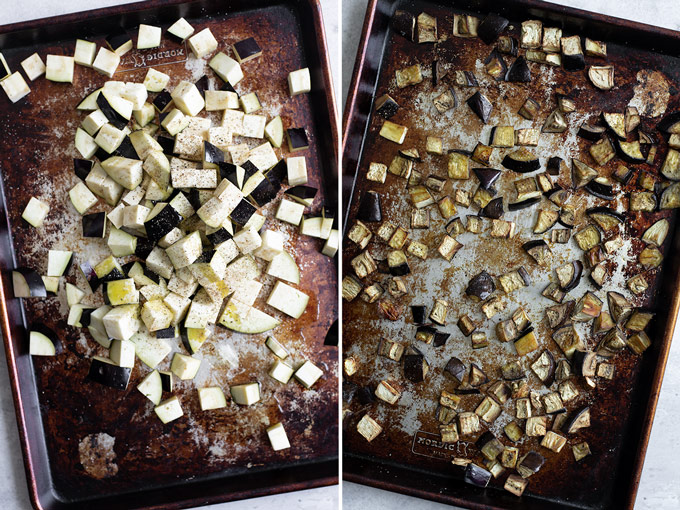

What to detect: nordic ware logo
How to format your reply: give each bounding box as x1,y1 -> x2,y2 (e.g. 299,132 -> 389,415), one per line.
411,430 -> 473,460
117,41 -> 188,71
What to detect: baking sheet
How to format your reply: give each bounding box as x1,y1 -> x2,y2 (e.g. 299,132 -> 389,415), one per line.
0,1 -> 338,508
342,1 -> 680,509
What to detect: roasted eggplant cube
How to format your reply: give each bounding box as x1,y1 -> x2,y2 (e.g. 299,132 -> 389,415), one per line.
416,12 -> 437,43
375,94 -> 399,119
433,88 -> 457,113
477,13 -> 509,44
391,10 -> 416,40
403,353 -> 429,382
467,92 -> 493,123
457,315 -> 477,336
447,152 -> 470,179
561,35 -> 585,71
395,64 -> 423,88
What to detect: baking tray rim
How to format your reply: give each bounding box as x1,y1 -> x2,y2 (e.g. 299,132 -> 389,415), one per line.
0,0 -> 339,508
340,0 -> 680,509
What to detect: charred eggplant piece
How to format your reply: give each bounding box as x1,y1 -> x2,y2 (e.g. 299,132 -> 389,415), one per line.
556,261 -> 583,291
660,182 -> 680,209
534,209 -> 559,234
490,126 -> 514,147
467,91 -> 493,123
626,311 -> 654,332
561,35 -> 585,71
586,207 -> 624,230
464,463 -> 492,488
542,109 -> 567,133
612,164 -> 633,185
589,136 -> 615,165
585,178 -> 615,201
518,99 -> 540,121
452,70 -> 478,87
416,12 -> 437,43
498,36 -> 519,56
517,451 -> 545,478
473,168 -> 502,189
546,300 -> 575,328
572,292 -> 603,322
433,331 -> 450,347
477,13 -> 509,44
531,350 -> 556,385
572,159 -> 598,188
416,325 -> 436,344
516,128 -> 540,146
564,406 -> 591,434
658,111 -> 680,134
608,291 -> 633,323
520,20 -> 542,49
523,240 -> 552,266
472,143 -> 493,165
387,250 -> 410,276
589,66 -> 614,90
433,88 -> 457,113
411,305 -> 426,324
509,196 -> 540,210
578,122 -> 606,141
484,49 -> 507,81
391,10 -> 416,41
445,356 -> 466,383
601,112 -> 625,139
375,94 -> 399,119
502,148 -> 540,173
357,191 -> 382,222
558,207 -> 575,229
639,246 -> 663,268
469,363 -> 489,387
506,56 -> 531,82
481,197 -> 504,219
542,283 -> 565,303
466,271 -> 495,301
547,156 -> 568,176
557,94 -> 576,113
661,149 -> 680,180
553,324 -> 583,358
404,353 -> 429,383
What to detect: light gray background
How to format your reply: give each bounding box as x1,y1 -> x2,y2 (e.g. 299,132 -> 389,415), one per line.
0,1 -> 339,510
342,1 -> 680,509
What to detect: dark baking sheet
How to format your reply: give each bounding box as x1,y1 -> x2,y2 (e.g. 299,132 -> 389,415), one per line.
0,1 -> 339,509
342,1 -> 680,509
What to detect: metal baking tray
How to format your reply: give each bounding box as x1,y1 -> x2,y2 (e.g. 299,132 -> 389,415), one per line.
342,1 -> 680,509
0,1 -> 339,509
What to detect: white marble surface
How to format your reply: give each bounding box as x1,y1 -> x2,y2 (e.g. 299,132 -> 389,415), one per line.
341,1 -> 680,509
0,1 -> 339,510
